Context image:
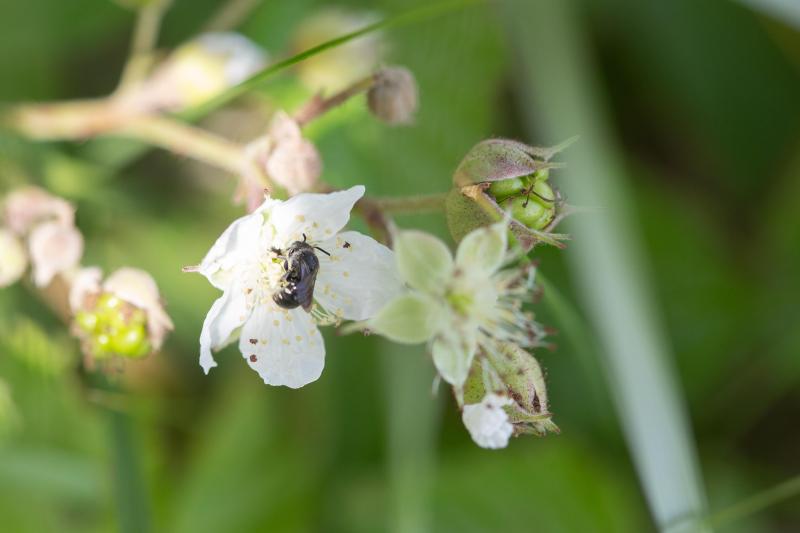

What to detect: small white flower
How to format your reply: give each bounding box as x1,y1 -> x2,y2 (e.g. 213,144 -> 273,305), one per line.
367,223 -> 544,388
0,228 -> 28,288
28,221 -> 83,287
462,393 -> 514,449
191,186 -> 401,388
2,186 -> 74,235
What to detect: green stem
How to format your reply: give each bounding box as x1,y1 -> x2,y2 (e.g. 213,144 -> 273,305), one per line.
202,0 -> 262,33
116,0 -> 172,93
294,75 -> 376,127
108,408 -> 151,533
708,474 -> 800,528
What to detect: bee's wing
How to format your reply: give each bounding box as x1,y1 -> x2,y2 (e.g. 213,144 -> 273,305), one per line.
295,260 -> 319,312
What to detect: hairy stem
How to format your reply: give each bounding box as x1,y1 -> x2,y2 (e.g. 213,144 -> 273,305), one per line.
294,76 -> 376,127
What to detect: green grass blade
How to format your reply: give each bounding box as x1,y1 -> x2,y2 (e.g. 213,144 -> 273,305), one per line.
501,1 -> 710,531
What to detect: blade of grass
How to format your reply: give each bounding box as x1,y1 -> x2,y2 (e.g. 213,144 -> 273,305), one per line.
735,0 -> 800,30
501,1 -> 710,531
708,474 -> 800,528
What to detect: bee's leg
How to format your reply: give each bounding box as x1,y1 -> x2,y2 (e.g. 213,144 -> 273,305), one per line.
313,246 -> 331,257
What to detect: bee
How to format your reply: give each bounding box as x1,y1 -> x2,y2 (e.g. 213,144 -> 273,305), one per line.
271,234 -> 330,311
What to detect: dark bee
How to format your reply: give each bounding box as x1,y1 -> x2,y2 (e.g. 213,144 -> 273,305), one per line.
271,234 -> 330,312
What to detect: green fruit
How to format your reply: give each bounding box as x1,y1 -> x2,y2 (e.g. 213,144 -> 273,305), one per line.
531,180 -> 555,203
531,168 -> 550,183
487,177 -> 526,201
503,195 -> 555,231
109,324 -> 148,358
75,311 -> 99,333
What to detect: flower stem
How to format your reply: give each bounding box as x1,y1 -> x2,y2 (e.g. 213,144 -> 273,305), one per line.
116,0 -> 173,93
294,76 -> 376,127
108,408 -> 151,533
371,192 -> 448,214
202,0 -> 263,33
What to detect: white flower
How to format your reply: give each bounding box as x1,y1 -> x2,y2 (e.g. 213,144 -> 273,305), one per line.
2,186 -> 74,235
28,221 -> 83,287
366,222 -> 544,388
0,228 -> 27,287
462,393 -> 514,449
191,186 -> 401,388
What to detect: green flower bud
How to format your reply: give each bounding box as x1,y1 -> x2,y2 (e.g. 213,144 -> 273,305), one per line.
109,325 -> 150,359
487,176 -> 526,201
75,311 -> 99,333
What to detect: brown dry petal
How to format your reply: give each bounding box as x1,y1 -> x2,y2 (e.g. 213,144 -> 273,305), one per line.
103,267 -> 174,350
28,221 -> 83,287
3,186 -> 74,235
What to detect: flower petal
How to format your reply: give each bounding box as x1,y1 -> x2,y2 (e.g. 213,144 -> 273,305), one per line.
393,230 -> 453,295
314,231 -> 402,321
432,326 -> 477,387
239,303 -> 325,388
268,185 -> 364,246
195,207 -> 270,290
455,222 -> 506,276
28,221 -> 83,287
0,228 -> 28,288
462,393 -> 514,449
199,288 -> 250,373
368,292 -> 444,344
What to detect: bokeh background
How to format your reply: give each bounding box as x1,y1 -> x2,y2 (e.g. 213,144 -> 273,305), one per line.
1,0 -> 799,531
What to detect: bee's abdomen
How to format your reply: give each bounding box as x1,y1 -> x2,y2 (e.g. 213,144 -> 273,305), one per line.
273,286 -> 302,309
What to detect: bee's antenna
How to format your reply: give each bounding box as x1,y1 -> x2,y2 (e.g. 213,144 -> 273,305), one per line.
302,233 -> 308,242
314,246 -> 331,257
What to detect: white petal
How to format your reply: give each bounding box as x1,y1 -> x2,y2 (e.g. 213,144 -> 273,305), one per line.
268,186 -> 364,246
238,303 -> 325,388
462,393 -> 514,449
455,222 -> 507,276
28,221 -> 83,287
199,288 -> 250,374
314,231 -> 402,321
432,326 -> 478,387
195,207 -> 271,290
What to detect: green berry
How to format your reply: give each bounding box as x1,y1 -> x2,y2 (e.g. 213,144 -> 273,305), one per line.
75,311 -> 99,333
487,178 -> 526,201
110,324 -> 148,358
503,193 -> 555,231
531,168 -> 550,183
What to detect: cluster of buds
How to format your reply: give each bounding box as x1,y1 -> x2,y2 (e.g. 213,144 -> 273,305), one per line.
0,186 -> 83,288
70,267 -> 173,364
446,138 -> 577,251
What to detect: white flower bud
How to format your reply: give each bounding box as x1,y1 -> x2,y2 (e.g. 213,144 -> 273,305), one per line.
0,228 -> 27,287
291,9 -> 382,92
367,67 -> 418,125
28,221 -> 83,287
3,186 -> 74,235
104,267 -> 173,350
462,393 -> 515,449
140,32 -> 267,110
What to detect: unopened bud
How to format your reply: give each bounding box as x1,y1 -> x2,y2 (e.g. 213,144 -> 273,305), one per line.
0,228 -> 27,288
291,8 -> 382,92
140,32 -> 266,111
367,66 -> 418,125
28,221 -> 83,287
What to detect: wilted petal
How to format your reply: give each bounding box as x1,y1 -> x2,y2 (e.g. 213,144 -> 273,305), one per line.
393,230 -> 453,295
68,266 -> 102,311
368,292 -> 444,344
3,186 -> 74,235
199,288 -> 250,373
432,327 -> 477,387
0,228 -> 27,288
266,137 -> 321,195
28,221 -> 83,287
455,222 -> 507,277
269,185 -> 364,245
315,231 -> 402,321
239,303 -> 324,388
462,393 -> 514,449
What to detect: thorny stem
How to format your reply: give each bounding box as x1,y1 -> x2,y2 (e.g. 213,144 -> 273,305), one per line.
294,76 -> 376,127
116,0 -> 173,93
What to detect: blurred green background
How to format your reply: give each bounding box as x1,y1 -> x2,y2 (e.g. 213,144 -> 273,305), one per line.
1,0 -> 799,531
